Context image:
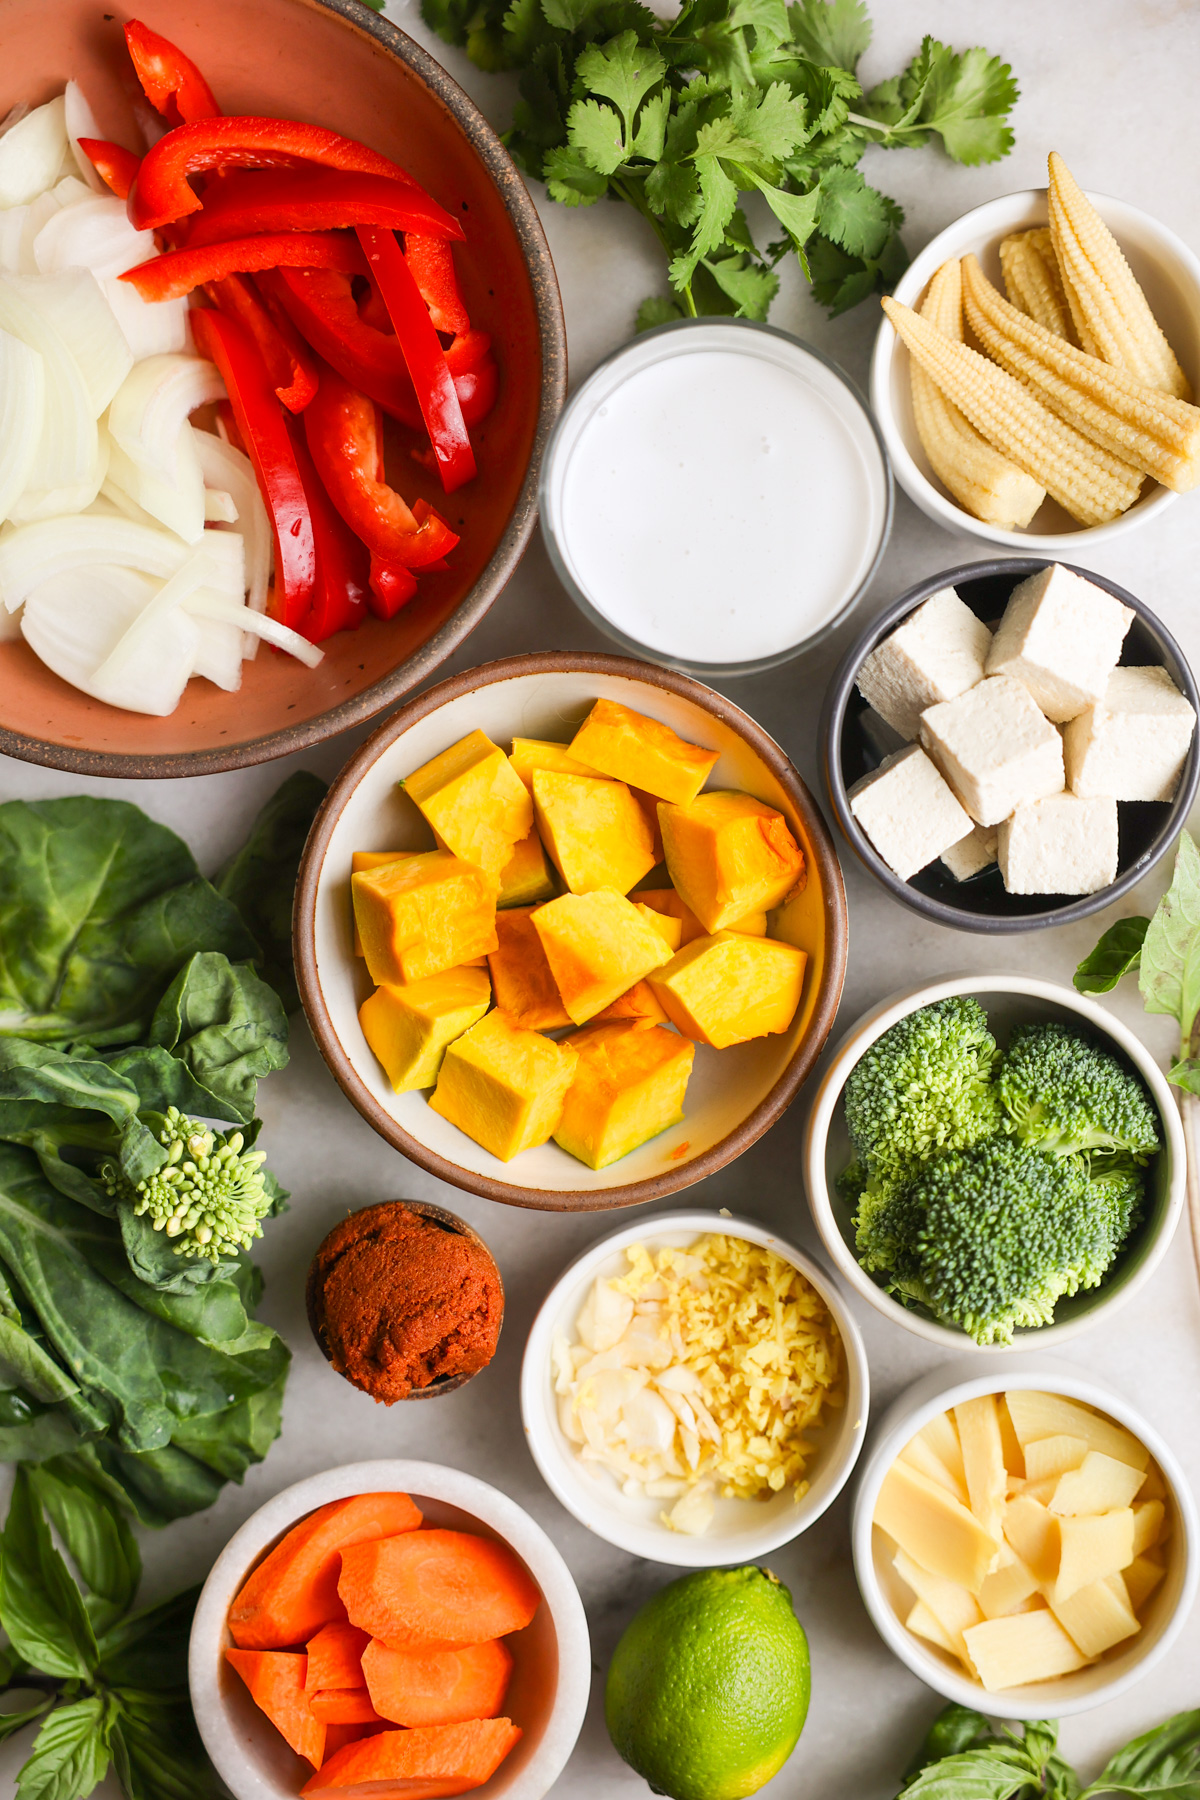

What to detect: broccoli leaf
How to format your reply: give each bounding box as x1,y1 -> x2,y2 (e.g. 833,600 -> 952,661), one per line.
1140,830 -> 1200,1047
146,953 -> 289,1125
1075,918 -> 1150,994
216,772 -> 327,1013
786,0 -> 870,70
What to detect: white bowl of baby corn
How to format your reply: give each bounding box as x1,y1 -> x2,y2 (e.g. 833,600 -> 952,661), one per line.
871,175 -> 1200,550
851,1361 -> 1197,1717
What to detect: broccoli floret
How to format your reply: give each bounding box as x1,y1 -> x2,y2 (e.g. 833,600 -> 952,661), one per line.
1082,1158 -> 1146,1281
102,1106 -> 272,1264
997,1022 -> 1161,1163
910,1136 -> 1114,1346
843,997 -> 1002,1192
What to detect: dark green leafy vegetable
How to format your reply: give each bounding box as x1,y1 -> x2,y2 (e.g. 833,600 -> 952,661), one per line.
895,1704 -> 1200,1799
216,771 -> 327,1012
1074,917 -> 1150,995
419,0 -> 1017,324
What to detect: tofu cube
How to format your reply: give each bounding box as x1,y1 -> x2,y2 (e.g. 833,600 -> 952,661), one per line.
1063,666 -> 1197,801
856,588 -> 993,740
997,793 -> 1118,896
919,677 -> 1064,827
985,563 -> 1134,722
941,823 -> 998,882
848,745 -> 973,880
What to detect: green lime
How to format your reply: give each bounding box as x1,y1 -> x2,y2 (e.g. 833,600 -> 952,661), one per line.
605,1564 -> 811,1800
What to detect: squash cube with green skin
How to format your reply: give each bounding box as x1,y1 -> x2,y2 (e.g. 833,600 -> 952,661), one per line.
530,889 -> 673,1025
509,737 -> 594,791
404,729 -> 532,879
554,1020 -> 696,1169
429,1009 -> 578,1161
352,851 -> 497,987
569,697 -> 719,803
359,967 -> 491,1092
660,791 -> 806,932
497,830 -> 556,907
532,770 -> 657,896
648,932 -> 807,1048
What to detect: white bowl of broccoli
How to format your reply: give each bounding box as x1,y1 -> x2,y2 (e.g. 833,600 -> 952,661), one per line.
803,975 -> 1184,1350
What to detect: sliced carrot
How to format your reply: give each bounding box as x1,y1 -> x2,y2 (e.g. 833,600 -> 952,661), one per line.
300,1719 -> 522,1799
311,1688 -> 386,1725
361,1637 -> 512,1727
323,1722 -> 374,1758
225,1648 -> 326,1769
306,1622 -> 371,1693
229,1493 -> 422,1650
337,1530 -> 539,1650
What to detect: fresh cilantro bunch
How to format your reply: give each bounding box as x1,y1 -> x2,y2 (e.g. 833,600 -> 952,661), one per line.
420,0 -> 1018,322
899,1703 -> 1200,1799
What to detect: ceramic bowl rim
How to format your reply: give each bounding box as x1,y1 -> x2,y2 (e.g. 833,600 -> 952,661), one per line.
819,555 -> 1200,934
802,972 -> 1186,1349
519,1208 -> 870,1566
850,1359 -> 1199,1717
0,0 -> 566,780
293,649 -> 849,1211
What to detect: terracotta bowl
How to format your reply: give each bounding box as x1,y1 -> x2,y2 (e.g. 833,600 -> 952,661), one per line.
0,0 -> 564,777
294,651 -> 849,1210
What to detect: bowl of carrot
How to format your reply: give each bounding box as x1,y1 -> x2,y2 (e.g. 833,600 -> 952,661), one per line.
188,1460 -> 590,1800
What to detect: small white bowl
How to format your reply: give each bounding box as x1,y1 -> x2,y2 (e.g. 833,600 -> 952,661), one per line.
851,1360 -> 1198,1717
803,975 -> 1185,1350
188,1459 -> 590,1800
870,187 -> 1200,550
520,1210 -> 869,1567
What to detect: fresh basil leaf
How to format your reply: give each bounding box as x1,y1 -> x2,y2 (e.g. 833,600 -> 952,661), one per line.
30,1461 -> 140,1624
1167,1058 -> 1200,1096
898,1748 -> 1040,1800
0,1468 -> 97,1679
1020,1720 -> 1058,1774
110,1689 -> 215,1800
15,1694 -> 114,1800
1085,1710 -> 1200,1796
98,1586 -> 200,1693
903,1705 -> 996,1781
145,954 -> 289,1126
1047,1753 -> 1082,1800
1074,918 -> 1149,994
0,1693 -> 52,1742
216,773 -> 327,1013
1140,831 -> 1200,1044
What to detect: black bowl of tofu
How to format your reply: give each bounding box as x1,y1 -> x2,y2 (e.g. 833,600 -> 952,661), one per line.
821,558 -> 1200,933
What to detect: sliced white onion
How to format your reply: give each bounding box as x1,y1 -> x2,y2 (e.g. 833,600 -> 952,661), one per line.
53,175 -> 93,209
0,98 -> 68,207
0,326 -> 44,520
0,513 -> 192,610
187,593 -> 324,669
33,194 -> 154,281
189,530 -> 248,689
101,275 -> 188,361
96,475 -> 162,532
194,432 -> 270,619
0,275 -> 96,499
21,563 -> 155,688
106,424 -> 206,544
63,82 -> 106,193
17,267 -> 132,416
18,189 -> 63,276
108,354 -> 225,485
88,550 -> 216,713
0,208 -> 27,275
203,489 -> 238,524
10,419 -> 108,523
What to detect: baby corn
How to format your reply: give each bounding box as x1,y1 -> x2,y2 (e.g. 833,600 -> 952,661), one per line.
882,295 -> 1144,526
961,254 -> 1200,492
999,229 -> 1075,342
1048,151 -> 1191,399
911,260 -> 1045,529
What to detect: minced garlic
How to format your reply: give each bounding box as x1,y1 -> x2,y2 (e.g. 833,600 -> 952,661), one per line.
552,1234 -> 844,1536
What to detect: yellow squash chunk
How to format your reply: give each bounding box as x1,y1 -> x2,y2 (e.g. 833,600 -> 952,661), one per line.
978,1554 -> 1042,1621
630,886 -> 706,945
568,698 -> 720,805
898,1434 -> 970,1508
648,933 -> 806,1049
955,1396 -> 1008,1552
893,1548 -> 982,1667
635,905 -> 683,952
1132,1500 -> 1165,1556
906,1601 -> 957,1657
962,1609 -> 1089,1691
660,791 -> 805,932
591,980 -> 669,1028
352,852 -> 497,987
1052,1509 -> 1135,1606
553,1020 -> 695,1169
874,1459 -> 999,1594
1049,1451 -> 1145,1517
486,907 -> 571,1030
1123,1554 -> 1165,1614
532,770 -> 657,896
632,787 -> 665,863
405,729 -> 533,879
531,889 -> 672,1025
1003,1496 -> 1061,1587
1023,1435 -> 1089,1484
1005,1393 -> 1148,1470
358,968 -> 491,1093
509,737 -> 594,791
1051,1572 -> 1140,1658
498,829 -> 556,908
429,1009 -> 578,1161
352,850 -> 413,956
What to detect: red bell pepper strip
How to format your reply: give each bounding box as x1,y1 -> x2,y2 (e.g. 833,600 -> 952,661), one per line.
356,225 -> 474,492
120,231 -> 365,303
207,274 -> 319,412
77,138 -> 141,200
124,20 -> 221,128
404,235 -> 470,337
185,169 -> 461,248
303,367 -> 459,574
129,117 -> 425,231
289,422 -> 369,640
356,277 -> 393,335
367,558 -> 418,618
191,308 -> 316,632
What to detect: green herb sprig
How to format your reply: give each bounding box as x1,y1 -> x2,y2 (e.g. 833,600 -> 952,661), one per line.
899,1703 -> 1200,1800
420,0 -> 1017,324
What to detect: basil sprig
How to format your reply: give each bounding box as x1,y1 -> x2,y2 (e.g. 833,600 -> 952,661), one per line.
898,1705 -> 1200,1800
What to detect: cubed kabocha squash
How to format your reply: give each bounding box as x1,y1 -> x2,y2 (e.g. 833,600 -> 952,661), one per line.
630,885 -> 766,943
404,730 -> 532,879
352,851 -> 413,956
634,905 -> 683,953
554,1020 -> 696,1169
497,829 -> 556,908
531,771 -> 657,896
590,980 -> 668,1028
359,968 -> 491,1093
648,932 -> 807,1048
530,889 -> 673,1024
509,737 -> 595,790
429,1009 -> 578,1161
631,788 -> 665,863
352,852 -> 498,987
487,907 -> 571,1030
659,791 -> 805,932
568,699 -> 720,804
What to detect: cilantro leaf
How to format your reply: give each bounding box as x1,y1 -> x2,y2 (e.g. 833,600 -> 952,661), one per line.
861,36 -> 1017,164
753,178 -> 820,251
787,0 -> 871,70
636,294 -> 685,330
542,144 -> 611,201
815,165 -> 902,258
701,252 -> 778,318
672,151 -> 739,284
575,32 -> 666,127
567,97 -> 628,172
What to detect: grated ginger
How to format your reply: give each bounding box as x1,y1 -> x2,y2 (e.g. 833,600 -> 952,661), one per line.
552,1233 -> 844,1536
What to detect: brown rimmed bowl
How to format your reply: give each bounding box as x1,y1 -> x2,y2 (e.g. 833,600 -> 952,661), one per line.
294,651 -> 849,1211
305,1198 -> 504,1399
0,0 -> 564,778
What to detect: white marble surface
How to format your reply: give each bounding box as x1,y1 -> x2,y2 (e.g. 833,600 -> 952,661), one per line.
4,0 -> 1200,1793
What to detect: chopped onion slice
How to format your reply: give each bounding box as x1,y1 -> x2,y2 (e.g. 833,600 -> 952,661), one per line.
53,175 -> 93,209
10,420 -> 108,523
101,276 -> 188,361
0,514 -> 192,611
187,593 -> 324,669
0,98 -> 68,207
88,550 -> 217,713
0,275 -> 96,503
194,432 -> 270,618
0,327 -> 44,521
63,82 -> 106,193
108,354 -> 225,484
190,530 -> 248,690
204,489 -> 238,524
33,194 -> 154,282
106,423 -> 207,544
14,267 -> 132,416
21,564 -> 155,689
